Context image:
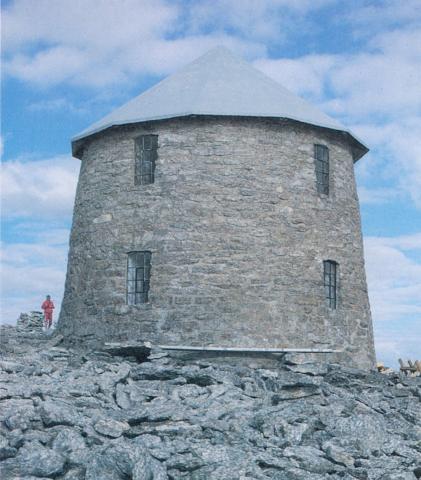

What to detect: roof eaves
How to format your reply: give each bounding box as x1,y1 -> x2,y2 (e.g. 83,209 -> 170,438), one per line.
71,113 -> 368,161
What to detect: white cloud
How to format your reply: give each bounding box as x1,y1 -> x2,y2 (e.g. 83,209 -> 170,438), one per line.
254,55 -> 336,99
184,0 -> 334,42
0,230 -> 69,325
119,35 -> 266,79
257,29 -> 421,119
0,156 -> 80,218
346,0 -> 421,30
326,50 -> 421,118
2,0 -> 421,366
28,98 -> 87,114
2,0 -> 178,51
354,118 -> 421,208
1,0 -> 340,87
375,327 -> 421,368
364,233 -> 421,366
6,47 -> 91,86
371,233 -> 421,251
256,26 -> 421,209
364,234 -> 421,323
357,186 -> 402,205
1,0 -> 268,87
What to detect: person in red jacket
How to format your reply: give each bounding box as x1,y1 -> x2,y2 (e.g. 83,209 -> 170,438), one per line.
41,295 -> 55,329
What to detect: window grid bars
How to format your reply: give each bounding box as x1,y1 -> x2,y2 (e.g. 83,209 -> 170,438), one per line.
314,144 -> 329,195
135,135 -> 158,185
323,260 -> 337,309
127,251 -> 151,305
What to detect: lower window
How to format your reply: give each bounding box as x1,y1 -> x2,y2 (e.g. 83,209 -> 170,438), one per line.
127,251 -> 151,304
323,260 -> 338,309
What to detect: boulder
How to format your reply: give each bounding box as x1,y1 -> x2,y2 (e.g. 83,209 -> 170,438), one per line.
1,323 -> 420,478
8,441 -> 65,477
40,399 -> 84,427
94,419 -> 130,438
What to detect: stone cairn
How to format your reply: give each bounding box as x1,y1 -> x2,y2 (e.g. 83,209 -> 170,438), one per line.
16,311 -> 44,334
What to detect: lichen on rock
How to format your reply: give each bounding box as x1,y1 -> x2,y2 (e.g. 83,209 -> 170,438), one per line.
0,324 -> 420,480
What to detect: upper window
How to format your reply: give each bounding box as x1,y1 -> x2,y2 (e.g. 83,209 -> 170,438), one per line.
323,260 -> 338,309
127,251 -> 151,305
135,135 -> 158,185
314,144 -> 329,195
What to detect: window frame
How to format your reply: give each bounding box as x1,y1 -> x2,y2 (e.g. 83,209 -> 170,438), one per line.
314,144 -> 330,195
323,260 -> 338,309
134,134 -> 158,185
127,251 -> 152,305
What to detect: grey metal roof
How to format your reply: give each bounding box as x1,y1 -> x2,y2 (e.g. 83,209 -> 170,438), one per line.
72,47 -> 367,157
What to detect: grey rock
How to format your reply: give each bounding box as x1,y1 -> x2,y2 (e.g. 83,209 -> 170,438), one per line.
255,451 -> 293,470
165,452 -> 205,472
285,362 -> 328,376
132,363 -> 180,381
103,342 -> 151,361
63,467 -> 86,480
85,439 -> 167,480
46,333 -> 65,347
324,412 -> 388,454
16,311 -> 44,334
322,441 -> 355,467
1,399 -> 37,431
52,427 -> 86,454
40,399 -> 83,427
0,434 -> 17,460
0,360 -> 26,373
6,477 -> 51,480
283,446 -> 338,474
96,363 -> 131,394
381,474 -> 418,480
18,429 -> 52,446
272,467 -> 327,480
94,418 -> 130,438
12,441 -> 65,477
277,419 -> 314,445
115,382 -> 132,409
0,445 -> 17,460
272,384 -> 321,402
1,325 -> 420,479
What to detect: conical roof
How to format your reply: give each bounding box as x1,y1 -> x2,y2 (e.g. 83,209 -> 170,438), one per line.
72,47 -> 367,158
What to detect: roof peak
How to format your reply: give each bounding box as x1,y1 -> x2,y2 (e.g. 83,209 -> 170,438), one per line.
72,46 -> 367,159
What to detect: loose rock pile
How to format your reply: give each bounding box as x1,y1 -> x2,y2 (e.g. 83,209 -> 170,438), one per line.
16,312 -> 44,335
0,324 -> 420,480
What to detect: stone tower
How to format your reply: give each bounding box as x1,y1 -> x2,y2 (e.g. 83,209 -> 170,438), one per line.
59,47 -> 376,369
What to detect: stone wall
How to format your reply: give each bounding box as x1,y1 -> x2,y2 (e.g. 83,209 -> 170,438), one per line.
58,116 -> 375,369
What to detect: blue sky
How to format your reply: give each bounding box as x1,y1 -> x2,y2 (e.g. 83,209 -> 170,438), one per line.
1,0 -> 420,367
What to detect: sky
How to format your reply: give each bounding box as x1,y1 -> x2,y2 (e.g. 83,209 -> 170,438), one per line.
1,0 -> 420,367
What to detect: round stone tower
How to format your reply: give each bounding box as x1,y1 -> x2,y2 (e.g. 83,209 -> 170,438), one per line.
59,47 -> 376,369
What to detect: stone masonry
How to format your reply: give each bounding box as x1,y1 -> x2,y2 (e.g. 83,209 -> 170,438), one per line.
58,115 -> 376,369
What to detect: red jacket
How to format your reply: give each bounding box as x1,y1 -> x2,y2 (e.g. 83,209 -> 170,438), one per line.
41,300 -> 55,313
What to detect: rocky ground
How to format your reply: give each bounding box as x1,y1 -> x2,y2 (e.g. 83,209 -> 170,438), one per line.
0,316 -> 420,480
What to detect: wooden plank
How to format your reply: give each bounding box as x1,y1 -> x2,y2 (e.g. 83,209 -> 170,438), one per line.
158,345 -> 341,354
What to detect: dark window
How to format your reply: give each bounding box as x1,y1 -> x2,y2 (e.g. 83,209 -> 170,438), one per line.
127,251 -> 151,304
135,135 -> 158,185
314,144 -> 329,195
324,260 -> 337,309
